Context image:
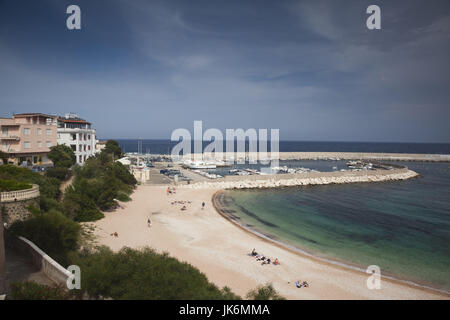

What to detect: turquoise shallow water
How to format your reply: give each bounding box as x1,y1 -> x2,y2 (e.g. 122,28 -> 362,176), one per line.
222,162 -> 450,292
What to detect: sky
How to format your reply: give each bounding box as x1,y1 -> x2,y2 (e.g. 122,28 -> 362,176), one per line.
0,0 -> 449,142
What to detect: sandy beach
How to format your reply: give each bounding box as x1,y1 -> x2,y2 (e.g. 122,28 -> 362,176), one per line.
91,185 -> 449,300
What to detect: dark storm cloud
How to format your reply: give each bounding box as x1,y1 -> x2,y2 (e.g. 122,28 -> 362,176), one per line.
0,0 -> 449,142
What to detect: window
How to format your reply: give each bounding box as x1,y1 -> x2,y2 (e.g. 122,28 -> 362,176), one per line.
88,135 -> 91,140
37,141 -> 42,148
46,141 -> 51,148
24,141 -> 31,149
37,128 -> 42,135
84,145 -> 86,151
46,129 -> 52,136
79,144 -> 82,151
88,145 -> 91,151
24,128 -> 30,135
79,155 -> 82,163
72,134 -> 76,141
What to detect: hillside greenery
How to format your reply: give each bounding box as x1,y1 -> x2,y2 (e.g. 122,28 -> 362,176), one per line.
0,179 -> 32,192
47,144 -> 76,168
9,206 -> 81,265
0,165 -> 61,206
69,246 -> 241,300
61,148 -> 136,221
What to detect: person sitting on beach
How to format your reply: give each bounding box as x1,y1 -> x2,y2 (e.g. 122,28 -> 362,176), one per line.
296,281 -> 301,288
267,258 -> 271,264
302,281 -> 309,288
181,205 -> 187,211
273,258 -> 279,265
202,202 -> 205,209
257,256 -> 266,261
251,248 -> 257,256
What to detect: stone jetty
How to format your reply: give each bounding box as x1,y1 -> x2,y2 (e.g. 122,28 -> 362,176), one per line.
182,168 -> 419,190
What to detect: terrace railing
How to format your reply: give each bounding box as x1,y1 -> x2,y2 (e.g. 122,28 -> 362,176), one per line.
0,184 -> 40,203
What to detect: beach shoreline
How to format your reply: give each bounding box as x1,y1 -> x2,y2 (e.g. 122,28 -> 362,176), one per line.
90,184 -> 449,300
212,190 -> 450,297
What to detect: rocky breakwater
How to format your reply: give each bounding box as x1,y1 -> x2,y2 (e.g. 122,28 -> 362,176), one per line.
181,168 -> 419,190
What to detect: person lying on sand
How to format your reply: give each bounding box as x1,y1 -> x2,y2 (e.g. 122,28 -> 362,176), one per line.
261,258 -> 271,265
296,281 -> 309,288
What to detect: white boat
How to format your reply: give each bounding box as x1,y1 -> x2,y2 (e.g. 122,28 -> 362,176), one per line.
183,160 -> 217,169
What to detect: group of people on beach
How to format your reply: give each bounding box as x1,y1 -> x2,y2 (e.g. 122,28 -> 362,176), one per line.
251,248 -> 279,266
170,200 -> 206,211
166,187 -> 176,195
295,280 -> 309,288
251,248 -> 309,288
171,200 -> 191,211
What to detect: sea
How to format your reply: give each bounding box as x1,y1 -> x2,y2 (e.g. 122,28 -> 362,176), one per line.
115,140 -> 450,293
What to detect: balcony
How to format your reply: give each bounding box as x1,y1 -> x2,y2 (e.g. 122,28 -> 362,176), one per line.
0,134 -> 20,141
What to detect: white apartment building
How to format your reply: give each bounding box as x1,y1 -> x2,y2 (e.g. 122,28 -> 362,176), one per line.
57,113 -> 97,165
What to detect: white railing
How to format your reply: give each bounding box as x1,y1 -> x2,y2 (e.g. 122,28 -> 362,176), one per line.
0,184 -> 40,202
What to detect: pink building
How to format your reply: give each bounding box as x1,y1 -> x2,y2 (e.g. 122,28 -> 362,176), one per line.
0,113 -> 58,166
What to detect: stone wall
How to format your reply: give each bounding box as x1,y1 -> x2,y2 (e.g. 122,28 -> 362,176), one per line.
1,197 -> 39,225
182,168 -> 419,190
0,184 -> 40,225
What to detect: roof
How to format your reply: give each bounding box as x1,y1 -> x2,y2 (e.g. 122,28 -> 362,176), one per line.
58,117 -> 91,125
13,113 -> 57,119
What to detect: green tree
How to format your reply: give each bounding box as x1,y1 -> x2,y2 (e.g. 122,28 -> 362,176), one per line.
102,140 -> 124,159
9,208 -> 81,266
63,185 -> 104,222
246,284 -> 285,300
48,144 -> 76,168
45,167 -> 70,181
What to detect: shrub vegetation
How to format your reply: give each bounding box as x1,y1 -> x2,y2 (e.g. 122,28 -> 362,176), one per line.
61,141 -> 136,221
69,247 -> 241,300
0,179 -> 32,192
9,207 -> 81,265
47,144 -> 76,168
9,281 -> 72,300
0,165 -> 61,208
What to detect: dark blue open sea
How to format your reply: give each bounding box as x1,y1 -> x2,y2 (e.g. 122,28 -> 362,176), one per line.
114,139 -> 450,155
116,140 -> 450,292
